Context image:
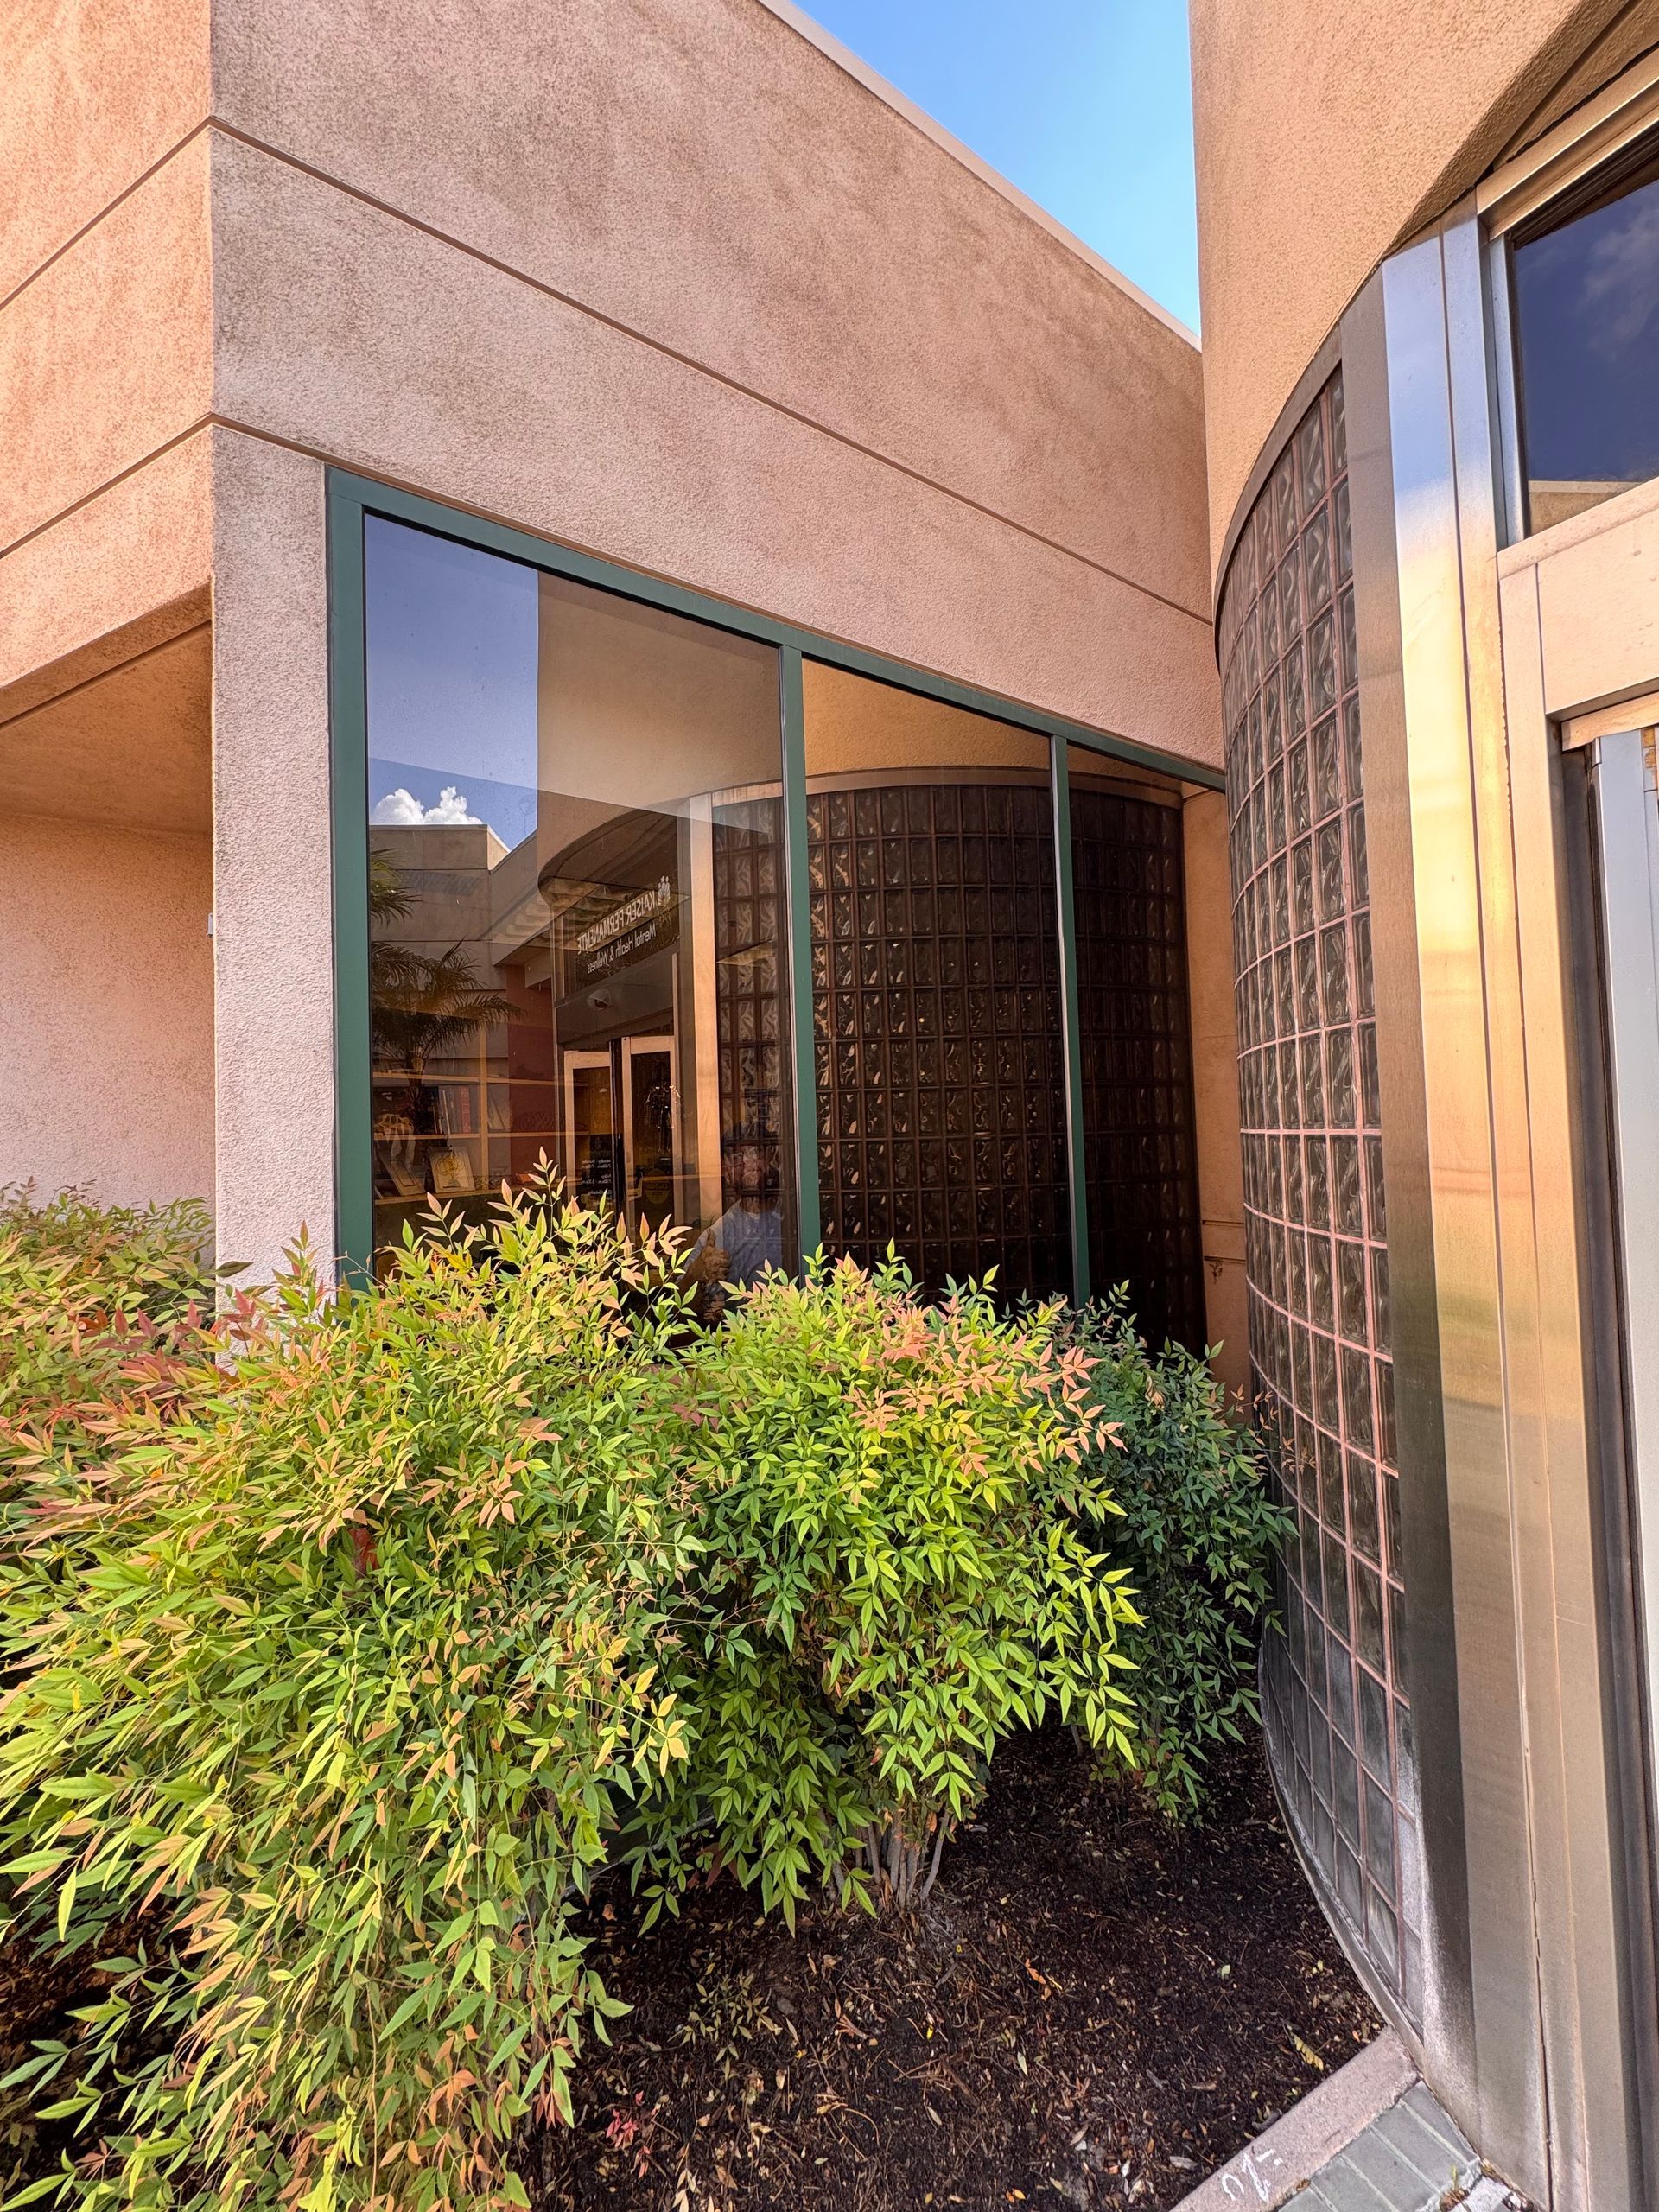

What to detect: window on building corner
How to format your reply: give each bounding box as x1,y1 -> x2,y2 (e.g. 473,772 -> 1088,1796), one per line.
363,515 -> 794,1282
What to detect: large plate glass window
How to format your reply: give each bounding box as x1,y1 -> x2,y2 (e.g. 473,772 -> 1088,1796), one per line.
363,517 -> 793,1276
1066,747 -> 1205,1351
801,663 -> 1070,1300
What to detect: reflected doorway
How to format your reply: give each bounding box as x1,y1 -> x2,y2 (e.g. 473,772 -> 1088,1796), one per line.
560,1033 -> 678,1234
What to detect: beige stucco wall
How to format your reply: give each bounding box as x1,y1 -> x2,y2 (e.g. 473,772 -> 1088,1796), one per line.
208,429 -> 336,1283
2,0 -> 209,307
0,442 -> 212,715
201,0 -> 1216,769
2,627 -> 211,836
3,0 -> 1223,1272
5,0 -> 1218,766
0,562 -> 215,1218
211,0 -> 1208,646
0,139 -> 213,558
0,814 -> 214,1211
1191,0 -> 1659,578
1,3 -> 218,1236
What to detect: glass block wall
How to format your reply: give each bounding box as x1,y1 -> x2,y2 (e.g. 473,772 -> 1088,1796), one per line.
1070,776 -> 1206,1352
804,772 -> 1209,1333
713,797 -> 790,1173
807,779 -> 1072,1301
1217,372 -> 1423,2024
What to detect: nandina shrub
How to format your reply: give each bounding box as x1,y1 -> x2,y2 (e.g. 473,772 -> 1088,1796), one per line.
0,1193 -> 1145,2210
0,1187 -> 223,2187
1065,1299 -> 1292,1818
624,1255 -> 1140,1917
0,1186 -> 703,2212
0,1184 -> 210,1313
0,1185 -> 216,1456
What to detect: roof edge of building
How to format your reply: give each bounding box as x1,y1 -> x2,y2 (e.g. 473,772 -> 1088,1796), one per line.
753,0 -> 1200,350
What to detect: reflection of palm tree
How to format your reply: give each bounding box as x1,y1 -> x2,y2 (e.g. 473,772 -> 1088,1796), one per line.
370,850 -> 413,929
369,851 -> 515,1096
372,946 -> 515,1083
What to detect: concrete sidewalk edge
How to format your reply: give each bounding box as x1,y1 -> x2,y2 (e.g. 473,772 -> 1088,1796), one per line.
1170,2030 -> 1416,2212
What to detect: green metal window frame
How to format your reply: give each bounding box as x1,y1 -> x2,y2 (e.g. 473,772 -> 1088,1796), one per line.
326,468 -> 1222,1294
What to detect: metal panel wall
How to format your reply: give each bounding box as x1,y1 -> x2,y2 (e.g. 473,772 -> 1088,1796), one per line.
1336,207 -> 1650,2210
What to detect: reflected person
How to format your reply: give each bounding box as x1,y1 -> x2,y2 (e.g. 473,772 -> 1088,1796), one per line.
693,1123 -> 785,1287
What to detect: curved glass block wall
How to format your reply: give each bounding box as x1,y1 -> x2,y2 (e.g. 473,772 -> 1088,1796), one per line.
1217,372 -> 1422,2024
801,661 -> 1205,1334
805,768 -> 1071,1300
801,662 -> 1070,1300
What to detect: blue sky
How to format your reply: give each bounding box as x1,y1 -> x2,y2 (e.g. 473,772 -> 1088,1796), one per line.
366,517 -> 540,847
798,0 -> 1199,332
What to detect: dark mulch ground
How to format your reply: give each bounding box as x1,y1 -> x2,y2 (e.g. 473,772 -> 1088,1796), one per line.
525,1725 -> 1381,2212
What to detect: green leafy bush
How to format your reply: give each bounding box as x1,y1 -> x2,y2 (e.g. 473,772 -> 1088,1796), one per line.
0,1187 -> 222,2187
1066,1298 -> 1292,1818
1,1189 -> 700,2212
0,1184 -> 209,1300
0,1194 -> 1129,2211
1,1183 -> 1274,2210
625,1255 -> 1139,1916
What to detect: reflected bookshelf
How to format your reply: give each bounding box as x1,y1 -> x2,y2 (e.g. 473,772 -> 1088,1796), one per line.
371,1071 -> 560,1215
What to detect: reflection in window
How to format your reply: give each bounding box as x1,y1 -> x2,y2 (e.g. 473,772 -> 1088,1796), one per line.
365,518 -> 793,1280
1513,133 -> 1659,532
801,663 -> 1070,1301
1068,747 -> 1205,1351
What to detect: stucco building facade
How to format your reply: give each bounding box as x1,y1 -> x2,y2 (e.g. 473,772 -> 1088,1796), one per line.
2,0 -> 1240,1371
10,0 -> 1659,2203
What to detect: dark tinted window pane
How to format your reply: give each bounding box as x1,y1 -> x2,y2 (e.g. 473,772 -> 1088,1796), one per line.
1067,745 -> 1205,1351
1514,137 -> 1659,532
801,662 -> 1068,1301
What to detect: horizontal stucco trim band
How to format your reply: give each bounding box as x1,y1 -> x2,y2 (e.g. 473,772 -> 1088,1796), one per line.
0,430 -> 214,704
0,613 -> 210,739
0,122 -> 1211,632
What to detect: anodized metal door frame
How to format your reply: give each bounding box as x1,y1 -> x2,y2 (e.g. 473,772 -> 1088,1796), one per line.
1583,728 -> 1659,1840
562,1047 -> 617,1214
619,1030 -> 678,1235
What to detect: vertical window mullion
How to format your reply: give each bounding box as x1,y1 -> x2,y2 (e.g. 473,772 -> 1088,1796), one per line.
327,486 -> 374,1283
779,646 -> 822,1262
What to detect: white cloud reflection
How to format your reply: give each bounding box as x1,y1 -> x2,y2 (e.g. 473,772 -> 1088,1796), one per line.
371,785 -> 482,826
1580,191 -> 1659,359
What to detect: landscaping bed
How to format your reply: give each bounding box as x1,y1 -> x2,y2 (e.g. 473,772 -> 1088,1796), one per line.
1,1185 -> 1332,2212
531,1725 -> 1380,2211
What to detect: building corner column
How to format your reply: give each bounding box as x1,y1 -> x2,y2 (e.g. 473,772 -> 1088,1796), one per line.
209,428 -> 338,1283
